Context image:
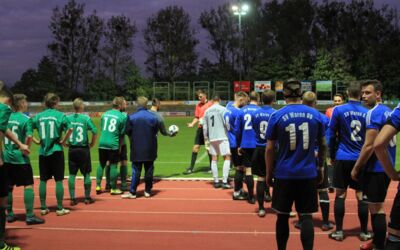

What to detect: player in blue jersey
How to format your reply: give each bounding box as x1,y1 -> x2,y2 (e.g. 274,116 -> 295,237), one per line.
351,80 -> 394,250
266,79 -> 326,250
328,81 -> 371,241
374,103 -> 400,250
292,91 -> 333,231
251,90 -> 275,217
234,91 -> 260,204
224,92 -> 248,200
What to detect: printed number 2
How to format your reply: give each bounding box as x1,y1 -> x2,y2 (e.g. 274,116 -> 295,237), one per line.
244,114 -> 252,130
285,122 -> 309,150
350,120 -> 362,142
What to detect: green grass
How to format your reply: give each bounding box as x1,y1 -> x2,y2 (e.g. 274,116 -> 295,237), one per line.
29,117 -> 214,178
28,116 -> 400,178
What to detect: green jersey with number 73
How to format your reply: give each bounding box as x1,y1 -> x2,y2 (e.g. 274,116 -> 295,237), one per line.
99,109 -> 126,150
31,108 -> 72,156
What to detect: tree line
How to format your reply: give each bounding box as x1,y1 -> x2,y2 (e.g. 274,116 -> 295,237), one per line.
12,0 -> 400,101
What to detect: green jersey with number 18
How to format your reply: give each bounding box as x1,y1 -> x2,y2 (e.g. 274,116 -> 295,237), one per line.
67,113 -> 97,147
99,109 -> 126,150
3,112 -> 32,164
31,108 -> 72,156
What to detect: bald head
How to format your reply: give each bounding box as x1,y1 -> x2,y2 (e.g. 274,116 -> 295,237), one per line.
302,91 -> 317,108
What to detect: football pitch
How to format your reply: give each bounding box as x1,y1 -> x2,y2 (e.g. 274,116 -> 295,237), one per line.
27,116 -> 400,178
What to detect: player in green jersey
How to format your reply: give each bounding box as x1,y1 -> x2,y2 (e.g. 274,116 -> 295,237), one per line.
104,99 -> 129,192
4,94 -> 44,225
67,98 -> 97,205
96,96 -> 127,195
0,84 -> 29,250
31,93 -> 73,216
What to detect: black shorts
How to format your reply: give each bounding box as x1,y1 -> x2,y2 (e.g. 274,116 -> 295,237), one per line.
333,160 -> 362,190
99,148 -> 120,166
69,147 -> 92,175
241,148 -> 254,169
272,178 -> 318,214
0,165 -> 8,197
5,163 -> 34,187
389,191 -> 400,230
194,127 -> 205,145
231,147 -> 243,167
317,162 -> 329,190
39,151 -> 65,181
251,147 -> 266,177
119,144 -> 128,161
362,172 -> 390,203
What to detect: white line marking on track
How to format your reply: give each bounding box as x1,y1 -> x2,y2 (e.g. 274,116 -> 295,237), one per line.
5,226 -> 365,236
10,195 -> 395,202
9,208 -> 369,216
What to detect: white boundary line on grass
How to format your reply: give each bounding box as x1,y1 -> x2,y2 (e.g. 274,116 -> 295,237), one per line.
5,226 -> 362,236
33,176 -> 215,181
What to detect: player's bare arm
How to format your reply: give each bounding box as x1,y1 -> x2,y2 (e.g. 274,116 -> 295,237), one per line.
60,128 -> 73,147
317,137 -> 327,184
187,117 -> 199,128
374,124 -> 400,180
265,139 -> 275,186
4,128 -> 30,155
89,134 -> 97,148
351,129 -> 378,181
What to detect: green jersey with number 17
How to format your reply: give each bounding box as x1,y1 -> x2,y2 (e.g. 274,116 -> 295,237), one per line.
3,112 -> 32,164
99,109 -> 126,150
67,113 -> 97,147
31,108 -> 72,156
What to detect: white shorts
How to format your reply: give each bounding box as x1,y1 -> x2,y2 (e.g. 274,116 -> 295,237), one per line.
209,140 -> 231,156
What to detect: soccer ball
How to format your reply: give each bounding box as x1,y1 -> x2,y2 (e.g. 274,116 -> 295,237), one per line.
168,125 -> 179,135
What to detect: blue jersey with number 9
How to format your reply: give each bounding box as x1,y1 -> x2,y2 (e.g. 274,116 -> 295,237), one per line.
252,106 -> 276,147
266,104 -> 324,179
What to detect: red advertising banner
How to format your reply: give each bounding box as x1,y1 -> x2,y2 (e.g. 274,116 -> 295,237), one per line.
233,81 -> 251,92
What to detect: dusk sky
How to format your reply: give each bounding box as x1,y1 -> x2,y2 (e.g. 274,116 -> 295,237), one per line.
0,0 -> 399,85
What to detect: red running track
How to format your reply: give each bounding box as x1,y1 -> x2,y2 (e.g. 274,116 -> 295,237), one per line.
4,179 -> 399,249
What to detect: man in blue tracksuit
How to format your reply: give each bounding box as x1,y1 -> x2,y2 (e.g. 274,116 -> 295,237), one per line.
122,96 -> 175,199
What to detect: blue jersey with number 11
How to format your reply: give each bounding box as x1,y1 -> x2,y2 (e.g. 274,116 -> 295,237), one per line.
252,106 -> 276,147
234,104 -> 260,149
266,104 -> 324,179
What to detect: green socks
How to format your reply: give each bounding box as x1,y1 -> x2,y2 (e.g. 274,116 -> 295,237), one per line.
110,164 -> 118,189
120,165 -> 127,190
55,181 -> 64,210
105,165 -> 110,187
24,188 -> 34,217
68,174 -> 76,200
84,173 -> 91,198
7,192 -> 13,217
39,180 -> 47,210
96,165 -> 105,187
0,206 -> 5,248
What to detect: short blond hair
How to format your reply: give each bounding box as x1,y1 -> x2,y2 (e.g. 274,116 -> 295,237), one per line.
13,94 -> 27,110
302,91 -> 317,107
73,98 -> 84,111
137,96 -> 148,108
112,96 -> 125,108
44,93 -> 60,108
